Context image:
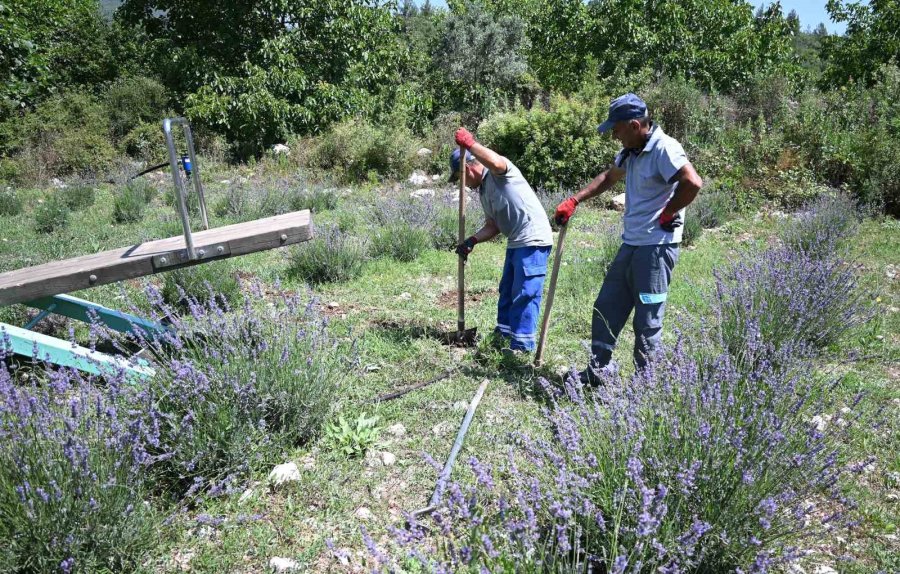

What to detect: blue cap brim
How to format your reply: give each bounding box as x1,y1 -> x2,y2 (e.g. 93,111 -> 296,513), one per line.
597,120 -> 615,134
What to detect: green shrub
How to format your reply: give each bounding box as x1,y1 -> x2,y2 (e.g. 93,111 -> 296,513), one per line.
289,225 -> 368,285
121,121 -> 168,162
370,224 -> 432,262
59,184 -> 96,211
161,261 -> 242,308
0,92 -> 117,181
307,121 -> 420,182
34,195 -> 69,233
0,187 -> 22,216
478,95 -> 619,190
681,215 -> 703,246
113,180 -> 154,223
290,185 -> 340,213
325,413 -> 381,458
691,187 -> 735,229
105,76 -> 169,139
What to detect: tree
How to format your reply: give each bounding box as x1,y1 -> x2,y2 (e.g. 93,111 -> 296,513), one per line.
437,1 -> 530,119
119,0 -> 408,152
822,0 -> 900,86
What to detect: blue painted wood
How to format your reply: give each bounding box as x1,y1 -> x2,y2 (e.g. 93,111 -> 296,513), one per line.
0,322 -> 155,380
25,294 -> 168,339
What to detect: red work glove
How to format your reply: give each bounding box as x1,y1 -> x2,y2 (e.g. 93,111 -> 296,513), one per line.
455,128 -> 476,149
454,236 -> 478,261
554,196 -> 579,226
659,205 -> 682,232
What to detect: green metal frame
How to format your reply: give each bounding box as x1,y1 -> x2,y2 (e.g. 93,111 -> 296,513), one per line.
1,294 -> 166,380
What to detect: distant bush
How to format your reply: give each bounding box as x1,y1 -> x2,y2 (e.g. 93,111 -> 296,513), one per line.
121,121 -> 168,162
0,187 -> 22,216
478,96 -> 619,190
105,76 -> 169,139
307,121 -> 420,182
59,184 -> 96,211
34,195 -> 69,233
0,360 -> 158,573
289,225 -> 368,285
161,262 -> 242,309
0,92 -> 117,182
290,185 -> 340,213
370,224 -> 432,262
113,180 -> 154,223
779,192 -> 861,259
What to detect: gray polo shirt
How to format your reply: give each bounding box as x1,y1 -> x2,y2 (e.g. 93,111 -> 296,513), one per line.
478,158 -> 553,249
615,125 -> 689,246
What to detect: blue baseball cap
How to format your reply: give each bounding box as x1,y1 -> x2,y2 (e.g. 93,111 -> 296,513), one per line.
597,93 -> 648,134
448,148 -> 474,182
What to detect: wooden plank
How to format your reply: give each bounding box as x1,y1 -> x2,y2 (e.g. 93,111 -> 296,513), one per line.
0,210 -> 312,306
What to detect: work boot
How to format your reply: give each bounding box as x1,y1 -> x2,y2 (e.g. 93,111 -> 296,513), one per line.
578,361 -> 618,387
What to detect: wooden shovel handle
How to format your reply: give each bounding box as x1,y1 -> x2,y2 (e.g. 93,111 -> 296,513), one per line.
457,145 -> 467,340
534,223 -> 568,367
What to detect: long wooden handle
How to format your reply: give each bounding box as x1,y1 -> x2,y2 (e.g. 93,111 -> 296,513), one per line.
534,223 -> 568,367
457,145 -> 467,340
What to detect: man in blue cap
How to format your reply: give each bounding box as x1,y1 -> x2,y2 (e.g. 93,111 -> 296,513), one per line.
554,93 -> 703,384
451,127 -> 553,353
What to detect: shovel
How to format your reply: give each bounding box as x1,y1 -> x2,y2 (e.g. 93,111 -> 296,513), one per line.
455,144 -> 477,345
534,222 -> 568,367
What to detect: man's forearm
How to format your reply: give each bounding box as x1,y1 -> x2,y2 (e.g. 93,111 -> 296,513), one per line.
663,184 -> 700,214
574,171 -> 617,203
468,142 -> 507,175
473,219 -> 500,243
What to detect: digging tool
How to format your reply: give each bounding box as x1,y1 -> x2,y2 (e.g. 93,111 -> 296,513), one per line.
534,223 -> 569,367
456,144 -> 471,343
413,378 -> 490,517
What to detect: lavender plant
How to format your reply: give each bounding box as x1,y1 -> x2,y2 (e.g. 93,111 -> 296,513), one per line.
0,345 -> 159,573
134,285 -> 355,496
714,244 -> 872,357
376,337 -> 863,573
289,224 -> 369,285
373,192 -> 480,251
371,224 -> 432,262
691,187 -> 735,229
779,192 -> 860,259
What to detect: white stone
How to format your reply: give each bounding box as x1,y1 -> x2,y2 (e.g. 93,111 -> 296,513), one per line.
269,557 -> 300,572
397,292 -> 412,301
272,144 -> 291,155
410,188 -> 435,198
416,147 -> 432,157
610,193 -> 626,211
268,462 -> 301,487
812,566 -> 837,574
219,179 -> 232,185
433,421 -> 453,436
408,171 -> 429,186
381,451 -> 397,466
365,449 -> 383,468
810,414 -> 830,432
238,488 -> 255,504
431,174 -> 441,181
355,506 -> 374,520
453,400 -> 469,412
299,454 -> 315,470
327,301 -> 339,309
51,178 -> 67,189
387,423 -> 406,437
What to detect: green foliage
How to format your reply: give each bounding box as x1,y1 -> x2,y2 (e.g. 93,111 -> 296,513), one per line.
105,76 -> 169,139
161,262 -> 242,309
306,121 -> 420,183
325,413 -> 381,458
290,185 -> 341,213
59,183 -> 96,211
0,187 -> 23,216
437,1 -> 530,119
112,180 -> 154,223
478,95 -> 619,189
121,121 -> 168,162
822,0 -> 900,87
289,225 -> 368,285
371,224 -> 432,262
0,92 -> 117,182
691,187 -> 735,229
681,215 -> 703,247
33,194 -> 69,233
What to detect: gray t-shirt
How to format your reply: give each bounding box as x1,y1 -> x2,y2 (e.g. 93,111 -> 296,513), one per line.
616,125 -> 689,246
478,159 -> 553,249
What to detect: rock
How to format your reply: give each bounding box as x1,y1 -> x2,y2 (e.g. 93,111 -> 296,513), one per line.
219,179 -> 232,185
238,488 -> 255,504
408,171 -> 429,186
327,301 -> 339,310
365,449 -> 383,468
387,423 -> 406,437
355,506 -> 374,520
272,144 -> 291,155
453,400 -> 469,412
416,147 -> 432,157
397,292 -> 412,301
410,188 -> 435,198
268,462 -> 301,487
609,193 -> 626,211
381,451 -> 397,466
812,566 -> 837,574
51,178 -> 67,189
269,557 -> 300,572
810,414 -> 830,432
431,174 -> 441,181
299,454 -> 315,470
433,421 -> 453,436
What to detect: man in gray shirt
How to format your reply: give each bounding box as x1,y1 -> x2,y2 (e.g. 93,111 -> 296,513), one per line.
554,94 -> 703,383
451,127 -> 553,352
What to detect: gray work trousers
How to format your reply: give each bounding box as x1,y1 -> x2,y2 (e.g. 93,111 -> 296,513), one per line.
591,243 -> 679,369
